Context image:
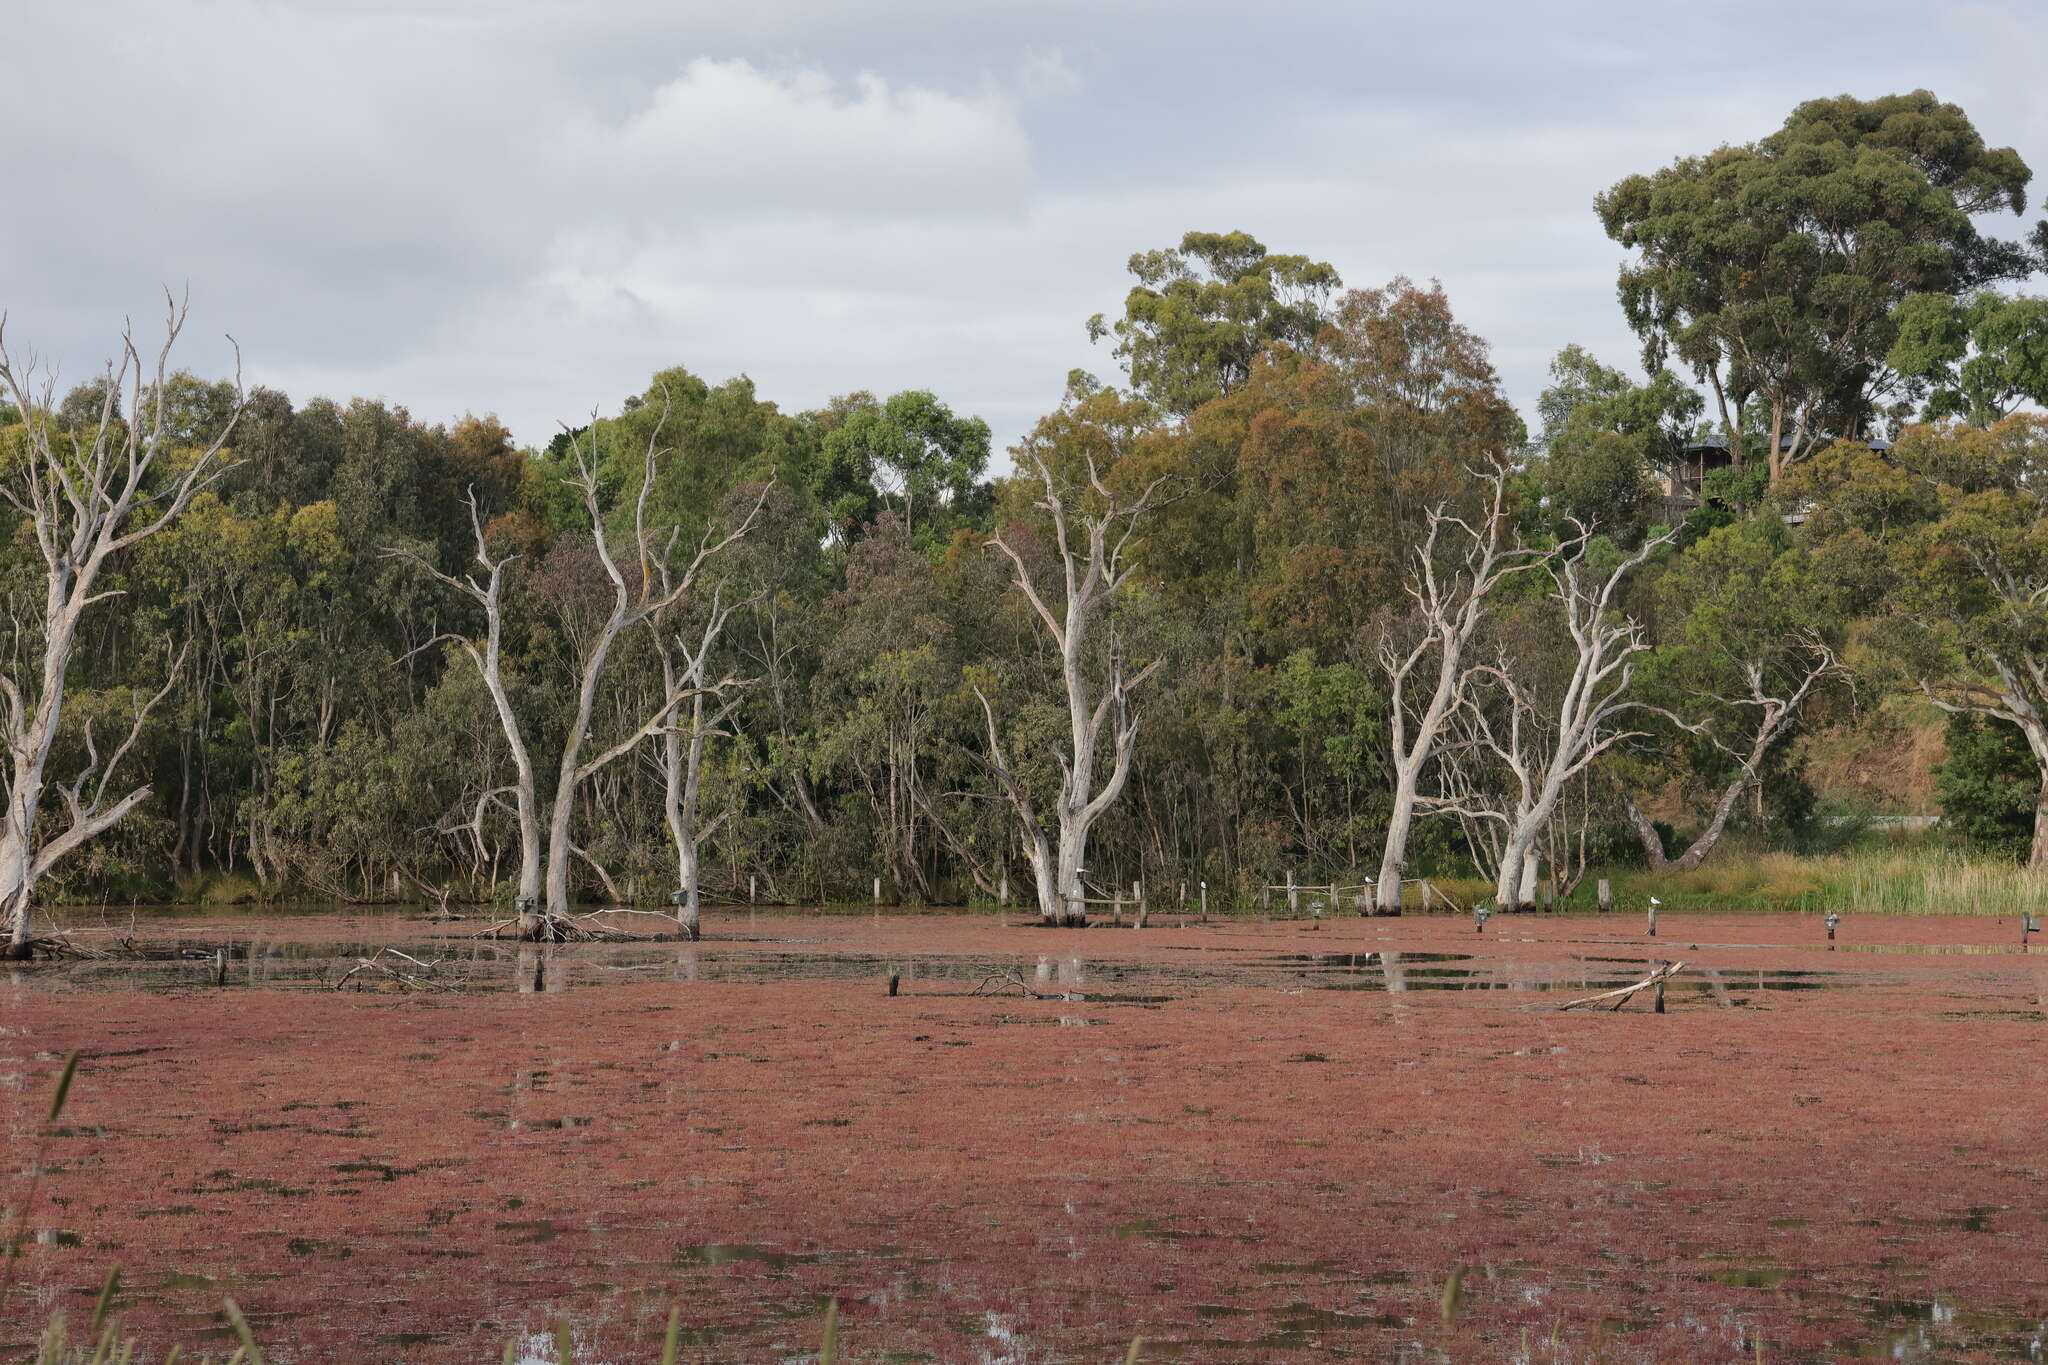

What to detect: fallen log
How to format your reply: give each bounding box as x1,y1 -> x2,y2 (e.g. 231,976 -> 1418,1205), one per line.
1558,960 -> 1685,1012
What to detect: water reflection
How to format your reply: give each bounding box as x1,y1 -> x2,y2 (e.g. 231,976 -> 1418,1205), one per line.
13,935 -> 1883,1001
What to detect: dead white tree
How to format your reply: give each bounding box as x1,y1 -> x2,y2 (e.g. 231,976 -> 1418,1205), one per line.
1623,631 -> 1843,872
389,399 -> 765,939
1372,467 -> 1548,912
0,298 -> 244,957
980,449 -> 1166,926
1448,527 -> 1674,910
652,581 -> 754,939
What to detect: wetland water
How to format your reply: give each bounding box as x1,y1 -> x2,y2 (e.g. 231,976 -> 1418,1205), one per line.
6,907 -> 2046,1362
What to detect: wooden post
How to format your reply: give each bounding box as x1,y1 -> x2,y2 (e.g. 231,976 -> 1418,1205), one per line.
873,876 -> 882,907
1112,888 -> 1122,925
1647,902 -> 1658,937
1420,878 -> 1432,914
214,947 -> 227,988
749,873 -> 757,906
1287,869 -> 1299,917
1598,879 -> 1612,914
999,871 -> 1009,908
1199,881 -> 1208,923
1133,881 -> 1146,930
1654,961 -> 1667,1014
887,972 -> 900,997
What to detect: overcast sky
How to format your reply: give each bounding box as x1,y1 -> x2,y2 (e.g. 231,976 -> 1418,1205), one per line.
4,0 -> 2044,454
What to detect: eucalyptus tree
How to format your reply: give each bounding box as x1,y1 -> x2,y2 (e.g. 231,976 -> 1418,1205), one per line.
1440,528 -> 1672,910
980,383 -> 1170,926
652,586 -> 745,939
816,390 -> 991,549
1536,344 -> 1703,541
1597,91 -> 2031,484
0,299 -> 244,956
1890,290 -> 2048,426
1089,230 -> 1340,414
1373,467 -> 1548,910
1789,416 -> 2048,867
813,514 -> 960,903
390,398 -> 764,939
650,485 -> 773,938
1621,519 -> 1846,872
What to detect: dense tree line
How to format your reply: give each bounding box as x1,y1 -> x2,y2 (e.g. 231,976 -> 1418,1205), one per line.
5,90 -> 2048,947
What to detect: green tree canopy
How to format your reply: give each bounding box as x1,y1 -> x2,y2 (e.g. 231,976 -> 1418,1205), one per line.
815,389 -> 991,551
1534,345 -> 1704,544
1788,416 -> 2048,864
1890,290 -> 2048,426
1088,230 -> 1340,414
1597,90 -> 2031,484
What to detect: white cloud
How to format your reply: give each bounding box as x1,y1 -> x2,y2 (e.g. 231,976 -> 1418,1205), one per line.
2,0 -> 2041,456
573,58 -> 1032,219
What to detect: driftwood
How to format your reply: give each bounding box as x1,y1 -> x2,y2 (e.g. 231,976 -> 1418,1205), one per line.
333,946 -> 456,992
12,932 -> 142,962
1558,960 -> 1685,1011
467,909 -> 635,943
971,970 -> 1066,1000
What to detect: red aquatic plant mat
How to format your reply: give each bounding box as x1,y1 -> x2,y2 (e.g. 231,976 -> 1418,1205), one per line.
4,911 -> 2046,1362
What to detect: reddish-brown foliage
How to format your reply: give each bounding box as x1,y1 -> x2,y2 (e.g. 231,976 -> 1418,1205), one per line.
4,911 -> 2044,1361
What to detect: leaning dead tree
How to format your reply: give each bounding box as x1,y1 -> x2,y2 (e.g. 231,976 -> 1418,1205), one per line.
0,298 -> 244,958
1624,631 -> 1843,872
981,448 -> 1166,927
1373,466 -> 1546,913
390,399 -> 764,940
1443,527 -> 1672,910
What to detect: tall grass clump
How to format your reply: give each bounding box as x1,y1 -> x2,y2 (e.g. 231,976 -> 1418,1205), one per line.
1573,845 -> 2048,915
1834,848 -> 2048,916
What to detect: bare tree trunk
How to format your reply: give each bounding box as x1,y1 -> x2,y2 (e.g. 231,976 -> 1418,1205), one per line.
1625,785 -> 1743,874
666,688 -> 707,938
1623,637 -> 1840,879
1375,469 -> 1542,911
2033,767 -> 2048,872
0,298 -> 244,956
391,405 -> 765,940
983,445 -> 1168,927
1458,526 -> 1672,910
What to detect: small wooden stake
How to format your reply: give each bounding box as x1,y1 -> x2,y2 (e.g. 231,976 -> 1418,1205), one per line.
1199,881 -> 1208,923
887,972 -> 900,997
1598,878 -> 1612,913
873,876 -> 882,906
